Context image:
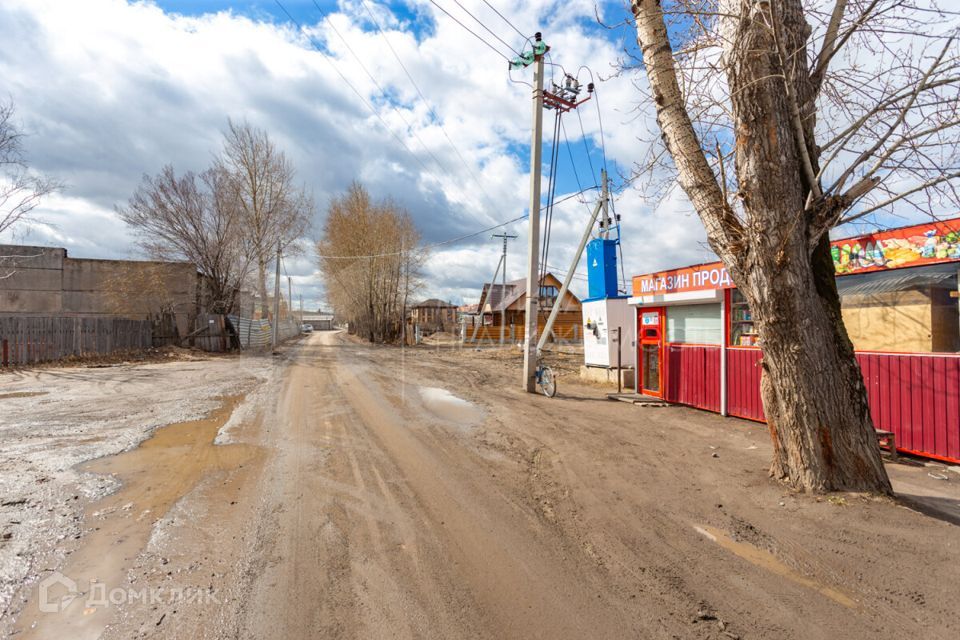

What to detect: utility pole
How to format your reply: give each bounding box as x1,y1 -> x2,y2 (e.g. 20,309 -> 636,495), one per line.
271,241 -> 281,349
522,33 -> 548,393
287,276 -> 293,322
538,170 -> 607,353
492,233 -> 517,345
299,294 -> 303,324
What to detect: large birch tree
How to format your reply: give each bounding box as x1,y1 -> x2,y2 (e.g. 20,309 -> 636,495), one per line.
628,0 -> 959,492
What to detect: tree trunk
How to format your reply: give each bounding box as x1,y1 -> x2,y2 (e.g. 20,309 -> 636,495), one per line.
257,257 -> 269,319
632,0 -> 892,493
745,237 -> 891,492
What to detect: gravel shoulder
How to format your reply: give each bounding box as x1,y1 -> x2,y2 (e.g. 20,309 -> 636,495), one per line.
0,353 -> 277,636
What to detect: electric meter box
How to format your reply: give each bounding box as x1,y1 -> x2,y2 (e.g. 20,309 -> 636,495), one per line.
582,297 -> 635,368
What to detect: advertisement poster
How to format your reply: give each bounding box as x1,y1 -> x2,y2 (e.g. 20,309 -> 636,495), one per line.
633,217 -> 960,296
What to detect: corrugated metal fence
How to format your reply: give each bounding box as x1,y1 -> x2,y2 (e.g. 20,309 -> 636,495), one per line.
0,315 -> 152,367
228,316 -> 301,349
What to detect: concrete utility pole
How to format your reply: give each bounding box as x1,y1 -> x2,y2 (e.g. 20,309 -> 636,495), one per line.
538,169 -> 608,354
287,276 -> 293,321
271,241 -> 281,349
492,233 -> 517,345
522,33 -> 547,393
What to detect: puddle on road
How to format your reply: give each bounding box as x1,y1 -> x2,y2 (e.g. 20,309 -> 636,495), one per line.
419,386 -> 483,426
15,395 -> 258,640
0,391 -> 48,400
693,524 -> 857,609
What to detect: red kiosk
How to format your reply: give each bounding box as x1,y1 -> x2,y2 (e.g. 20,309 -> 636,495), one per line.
628,217 -> 960,463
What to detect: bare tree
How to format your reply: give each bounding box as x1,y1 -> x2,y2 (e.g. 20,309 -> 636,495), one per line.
627,0 -> 959,492
318,183 -> 425,343
0,100 -> 59,237
219,120 -> 313,317
117,165 -> 250,313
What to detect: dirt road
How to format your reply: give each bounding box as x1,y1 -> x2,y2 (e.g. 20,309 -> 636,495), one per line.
5,331 -> 960,639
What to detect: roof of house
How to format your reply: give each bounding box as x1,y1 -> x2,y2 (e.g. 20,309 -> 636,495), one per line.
412,298 -> 456,308
478,274 -> 579,313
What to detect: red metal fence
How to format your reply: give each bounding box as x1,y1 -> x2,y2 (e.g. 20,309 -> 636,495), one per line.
665,344 -> 721,413
858,352 -> 960,462
726,347 -> 765,422
687,346 -> 960,463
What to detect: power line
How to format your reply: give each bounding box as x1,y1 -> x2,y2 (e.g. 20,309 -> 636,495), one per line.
575,106 -> 599,191
479,0 -> 528,42
273,0 -> 434,178
449,0 -> 521,57
317,184 -> 600,260
357,0 -> 502,223
318,214 -> 526,259
425,0 -> 511,61
315,2 -> 456,189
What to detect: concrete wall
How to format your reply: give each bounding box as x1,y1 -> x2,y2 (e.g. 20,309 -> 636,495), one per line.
0,244 -> 202,323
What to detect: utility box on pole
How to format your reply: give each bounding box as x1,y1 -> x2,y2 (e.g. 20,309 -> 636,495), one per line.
586,238 -> 619,300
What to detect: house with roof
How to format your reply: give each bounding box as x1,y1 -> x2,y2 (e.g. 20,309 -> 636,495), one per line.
409,298 -> 458,333
469,273 -> 582,342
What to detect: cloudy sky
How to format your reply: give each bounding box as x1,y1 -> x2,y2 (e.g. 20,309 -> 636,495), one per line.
3,0 -> 944,311
0,0 -> 725,310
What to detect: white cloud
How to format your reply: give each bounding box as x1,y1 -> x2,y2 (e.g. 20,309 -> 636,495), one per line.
0,0 -> 708,311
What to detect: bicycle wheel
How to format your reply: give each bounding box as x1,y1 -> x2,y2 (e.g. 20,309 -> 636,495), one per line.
539,365 -> 557,398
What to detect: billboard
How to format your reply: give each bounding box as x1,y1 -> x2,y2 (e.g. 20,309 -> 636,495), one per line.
632,217 -> 960,296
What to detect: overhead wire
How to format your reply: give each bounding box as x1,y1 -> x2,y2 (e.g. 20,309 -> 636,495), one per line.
479,0 -> 528,41
314,2 -> 463,199
273,0 -> 434,177
449,0 -> 522,57
316,184 -> 599,260
356,0 -> 503,223
425,0 -> 512,61
539,108 -> 563,307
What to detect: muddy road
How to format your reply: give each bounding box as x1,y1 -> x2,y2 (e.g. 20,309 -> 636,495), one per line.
4,331 -> 960,639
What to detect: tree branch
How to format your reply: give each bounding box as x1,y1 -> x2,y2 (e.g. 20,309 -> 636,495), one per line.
630,0 -> 743,263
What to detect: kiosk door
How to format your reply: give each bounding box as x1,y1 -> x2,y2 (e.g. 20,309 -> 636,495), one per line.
638,308 -> 664,397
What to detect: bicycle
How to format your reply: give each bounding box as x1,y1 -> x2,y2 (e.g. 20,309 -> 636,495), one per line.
535,355 -> 557,398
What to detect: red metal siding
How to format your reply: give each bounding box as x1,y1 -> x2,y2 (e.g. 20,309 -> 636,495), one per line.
857,352 -> 960,462
665,344 -> 721,412
726,348 -> 765,422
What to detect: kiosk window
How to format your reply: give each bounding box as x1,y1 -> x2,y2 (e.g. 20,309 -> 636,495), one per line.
730,290 -> 758,346
666,304 -> 722,344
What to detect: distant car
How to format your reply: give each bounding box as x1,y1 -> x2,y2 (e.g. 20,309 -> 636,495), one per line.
301,324 -> 314,333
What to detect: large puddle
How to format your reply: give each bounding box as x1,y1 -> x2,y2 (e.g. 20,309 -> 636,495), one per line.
419,386 -> 483,426
694,525 -> 857,609
15,396 -> 257,640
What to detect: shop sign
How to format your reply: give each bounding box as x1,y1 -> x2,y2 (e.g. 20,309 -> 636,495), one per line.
632,262 -> 733,296
632,217 -> 960,295
832,217 -> 960,275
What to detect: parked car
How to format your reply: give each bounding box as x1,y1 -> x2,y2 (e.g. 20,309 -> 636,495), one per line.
301,324 -> 313,333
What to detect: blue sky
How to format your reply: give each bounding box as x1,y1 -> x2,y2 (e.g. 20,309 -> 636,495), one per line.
2,1 -> 944,311
1,0 -> 682,310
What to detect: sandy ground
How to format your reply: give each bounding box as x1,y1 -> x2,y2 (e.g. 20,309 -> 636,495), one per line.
3,331 -> 960,639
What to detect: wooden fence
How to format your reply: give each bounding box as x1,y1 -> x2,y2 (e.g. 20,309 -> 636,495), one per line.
0,315 -> 153,367
467,320 -> 581,344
